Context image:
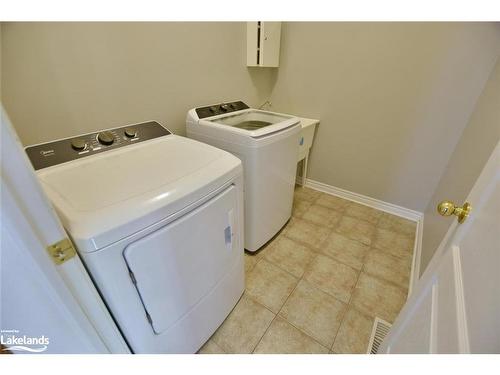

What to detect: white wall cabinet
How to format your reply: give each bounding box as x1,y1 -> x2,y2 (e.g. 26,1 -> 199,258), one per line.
246,22 -> 281,67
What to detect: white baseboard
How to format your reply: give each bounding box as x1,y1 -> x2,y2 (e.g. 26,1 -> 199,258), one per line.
408,216 -> 423,297
301,178 -> 423,297
303,178 -> 422,221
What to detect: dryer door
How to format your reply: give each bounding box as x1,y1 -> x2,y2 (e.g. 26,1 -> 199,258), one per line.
123,184 -> 239,334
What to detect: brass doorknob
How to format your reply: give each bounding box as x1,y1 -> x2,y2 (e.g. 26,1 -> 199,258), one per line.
437,200 -> 471,224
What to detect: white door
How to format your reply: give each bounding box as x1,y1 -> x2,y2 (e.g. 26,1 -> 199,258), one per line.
1,107 -> 129,354
380,142 -> 500,353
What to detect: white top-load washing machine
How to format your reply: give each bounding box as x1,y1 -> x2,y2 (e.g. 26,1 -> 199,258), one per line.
25,121 -> 244,353
186,101 -> 301,252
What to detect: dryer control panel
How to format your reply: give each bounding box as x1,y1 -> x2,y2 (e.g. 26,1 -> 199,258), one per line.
195,101 -> 249,119
25,121 -> 171,170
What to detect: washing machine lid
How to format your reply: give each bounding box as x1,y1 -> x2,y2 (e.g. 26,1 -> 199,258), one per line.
37,135 -> 242,251
201,109 -> 300,138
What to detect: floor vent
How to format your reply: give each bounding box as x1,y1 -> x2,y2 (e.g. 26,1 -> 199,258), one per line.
367,317 -> 392,354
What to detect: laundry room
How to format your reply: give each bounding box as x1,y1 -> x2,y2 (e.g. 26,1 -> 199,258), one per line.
1,1 -> 500,373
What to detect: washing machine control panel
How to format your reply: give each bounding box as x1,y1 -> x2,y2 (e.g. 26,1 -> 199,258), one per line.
25,121 -> 171,170
196,101 -> 249,119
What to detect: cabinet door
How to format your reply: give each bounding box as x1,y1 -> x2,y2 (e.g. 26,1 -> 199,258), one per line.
247,22 -> 281,67
260,22 -> 281,67
124,185 -> 239,334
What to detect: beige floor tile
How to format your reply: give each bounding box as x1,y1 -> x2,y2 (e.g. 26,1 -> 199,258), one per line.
212,294 -> 275,353
244,253 -> 260,274
253,245 -> 271,260
344,203 -> 383,225
378,213 -> 417,238
332,307 -> 374,354
320,231 -> 369,270
372,228 -> 414,261
207,189 -> 414,355
303,254 -> 359,303
255,233 -> 280,256
302,204 -> 343,229
198,339 -> 226,354
252,229 -> 285,259
336,216 -> 375,246
292,199 -> 313,218
315,194 -> 351,212
363,249 -> 411,289
294,186 -> 322,203
253,317 -> 329,354
284,217 -> 331,249
264,237 -> 316,278
279,217 -> 296,237
279,280 -> 347,348
245,259 -> 299,313
351,273 -> 407,323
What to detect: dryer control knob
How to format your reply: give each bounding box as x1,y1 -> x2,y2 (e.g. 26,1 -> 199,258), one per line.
220,104 -> 229,112
71,138 -> 87,151
97,131 -> 114,145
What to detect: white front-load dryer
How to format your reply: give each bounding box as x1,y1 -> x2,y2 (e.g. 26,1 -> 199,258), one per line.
25,121 -> 244,353
186,101 -> 301,252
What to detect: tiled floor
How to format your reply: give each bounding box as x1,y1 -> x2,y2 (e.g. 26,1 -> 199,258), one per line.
199,186 -> 416,354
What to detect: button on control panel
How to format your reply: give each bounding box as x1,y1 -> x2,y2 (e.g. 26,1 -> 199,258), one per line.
25,121 -> 171,170
71,138 -> 87,151
196,101 -> 249,119
124,127 -> 137,138
97,131 -> 115,145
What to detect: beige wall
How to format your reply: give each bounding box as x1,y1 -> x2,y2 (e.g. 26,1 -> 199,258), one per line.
267,22 -> 500,211
2,22 -> 500,274
420,60 -> 500,274
2,22 -> 499,215
1,22 -> 274,145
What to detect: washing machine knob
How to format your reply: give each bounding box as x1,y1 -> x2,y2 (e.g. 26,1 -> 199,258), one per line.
97,131 -> 115,145
71,138 -> 87,151
209,106 -> 218,114
220,104 -> 229,112
124,127 -> 137,138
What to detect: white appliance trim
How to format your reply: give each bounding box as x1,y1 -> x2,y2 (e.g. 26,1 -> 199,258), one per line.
199,109 -> 300,139
302,178 -> 424,297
